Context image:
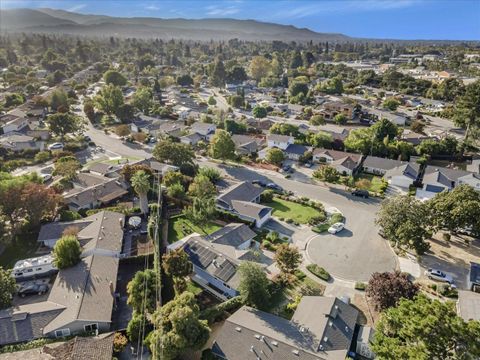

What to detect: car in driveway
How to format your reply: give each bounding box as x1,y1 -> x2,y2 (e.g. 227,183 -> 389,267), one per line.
424,268 -> 454,284
328,222 -> 345,234
351,189 -> 369,198
18,283 -> 49,297
40,174 -> 52,182
48,142 -> 64,151
252,180 -> 267,187
282,165 -> 294,173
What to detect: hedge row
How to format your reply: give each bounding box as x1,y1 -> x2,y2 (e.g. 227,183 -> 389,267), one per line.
200,296 -> 244,324
306,264 -> 330,281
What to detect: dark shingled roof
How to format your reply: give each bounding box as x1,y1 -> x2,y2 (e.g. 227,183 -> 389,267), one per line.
217,181 -> 264,208
208,223 -> 256,248
212,297 -> 358,360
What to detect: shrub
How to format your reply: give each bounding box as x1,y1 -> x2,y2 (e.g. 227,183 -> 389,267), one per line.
306,264 -> 330,281
443,233 -> 451,241
308,214 -> 327,226
312,223 -> 330,233
260,189 -> 275,203
200,296 -> 244,324
113,332 -> 128,353
330,213 -> 344,224
355,282 -> 366,291
52,235 -> 81,269
295,269 -> 306,280
59,210 -> 82,221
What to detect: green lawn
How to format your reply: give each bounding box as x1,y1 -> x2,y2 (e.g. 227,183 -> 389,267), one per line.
186,280 -> 204,296
356,174 -> 386,193
0,232 -> 39,269
167,215 -> 222,244
264,198 -> 324,224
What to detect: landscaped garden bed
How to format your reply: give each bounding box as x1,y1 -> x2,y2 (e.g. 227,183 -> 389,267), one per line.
167,214 -> 222,244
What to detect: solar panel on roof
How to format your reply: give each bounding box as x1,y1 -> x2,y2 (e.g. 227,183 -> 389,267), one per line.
185,243 -> 216,268
214,259 -> 236,282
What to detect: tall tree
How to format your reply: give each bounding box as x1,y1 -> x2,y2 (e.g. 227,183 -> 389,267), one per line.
210,58 -> 226,87
127,269 -> 158,314
209,129 -> 235,161
52,235 -> 81,269
237,262 -> 270,310
274,244 -> 302,281
0,267 -> 16,309
372,295 -> 480,359
249,56 -> 271,82
131,170 -> 151,215
46,113 -> 84,141
152,140 -> 195,174
183,197 -> 217,234
103,70 -> 127,86
452,80 -> 480,141
95,84 -> 124,117
375,195 -> 430,254
366,271 -> 419,311
162,248 -> 192,295
147,292 -> 210,360
53,156 -> 81,180
132,87 -> 153,115
188,174 -> 216,199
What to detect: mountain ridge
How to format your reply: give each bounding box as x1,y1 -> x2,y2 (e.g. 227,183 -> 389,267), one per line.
0,8 -> 350,42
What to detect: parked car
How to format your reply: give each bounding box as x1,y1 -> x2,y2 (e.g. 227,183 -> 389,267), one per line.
18,283 -> 49,297
351,189 -> 369,198
304,162 -> 313,168
266,183 -> 283,192
424,268 -> 454,284
48,142 -> 64,150
328,222 -> 345,234
282,165 -> 293,173
40,174 -> 52,182
252,180 -> 267,187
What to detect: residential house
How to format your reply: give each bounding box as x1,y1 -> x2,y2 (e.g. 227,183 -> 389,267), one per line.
362,156 -> 407,175
168,224 -> 269,300
180,132 -> 203,146
458,173 -> 480,191
0,132 -> 45,152
401,131 -> 437,146
0,211 -> 124,345
190,122 -> 216,141
88,162 -> 121,178
320,101 -> 354,120
0,112 -> 29,134
38,210 -> 125,251
417,166 -> 475,199
231,134 -> 263,156
63,173 -> 128,211
132,158 -> 179,176
467,158 -> 480,174
267,134 -> 294,150
313,149 -> 362,176
384,163 -> 420,189
283,144 -> 307,161
24,120 -> 50,140
211,296 -> 358,360
158,121 -> 186,138
456,291 -> 480,322
217,181 -> 271,227
367,108 -> 407,126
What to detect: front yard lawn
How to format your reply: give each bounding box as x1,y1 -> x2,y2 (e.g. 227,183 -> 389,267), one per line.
168,215 -> 222,244
264,198 -> 324,224
0,232 -> 39,269
356,174 -> 387,194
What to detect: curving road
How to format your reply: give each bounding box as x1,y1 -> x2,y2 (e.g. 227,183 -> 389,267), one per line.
198,161 -> 398,281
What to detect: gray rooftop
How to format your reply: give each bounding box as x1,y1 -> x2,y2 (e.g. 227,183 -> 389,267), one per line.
213,297 -> 358,360
231,200 -> 272,222
363,156 -> 406,171
208,223 -> 257,248
385,163 -> 420,180
217,181 -> 264,209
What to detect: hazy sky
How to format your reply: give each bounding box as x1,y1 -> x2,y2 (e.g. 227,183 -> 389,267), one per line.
2,0 -> 479,40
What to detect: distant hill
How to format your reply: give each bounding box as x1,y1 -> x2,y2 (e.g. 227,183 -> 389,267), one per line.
0,8 -> 351,42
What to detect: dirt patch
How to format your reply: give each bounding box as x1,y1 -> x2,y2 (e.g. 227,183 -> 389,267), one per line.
352,293 -> 380,327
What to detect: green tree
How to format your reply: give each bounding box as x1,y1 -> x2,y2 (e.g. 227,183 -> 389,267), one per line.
210,58 -> 226,87
289,51 -> 303,69
382,97 -> 401,111
0,267 -> 16,309
210,129 -> 235,160
167,182 -> 186,200
162,171 -> 186,187
252,105 -> 267,118
53,156 -> 81,180
265,147 -> 285,166
95,84 -> 124,117
238,262 -> 271,310
147,292 -> 210,360
428,184 -> 480,236
46,113 -> 84,141
274,244 -> 302,280
49,89 -> 68,111
153,140 -> 195,174
177,74 -> 193,86
103,70 -> 127,86
310,115 -> 325,126
366,271 -> 419,311
52,235 -> 81,269
183,197 -> 217,234
207,96 -> 217,106
162,248 -> 193,294
126,269 -> 158,314
4,93 -> 25,108
197,167 -> 221,183
375,195 -> 430,254
372,295 -> 480,359
452,80 -> 480,141
307,131 -> 333,148
333,113 -> 348,125
249,56 -> 271,82
131,170 -> 151,215
313,165 -> 340,183
126,311 -> 151,343
188,174 -> 216,199
132,87 -> 153,115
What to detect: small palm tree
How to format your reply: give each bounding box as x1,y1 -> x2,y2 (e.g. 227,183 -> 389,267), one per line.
131,170 -> 151,215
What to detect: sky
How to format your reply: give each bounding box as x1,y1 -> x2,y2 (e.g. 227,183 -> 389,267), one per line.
1,0 -> 479,40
